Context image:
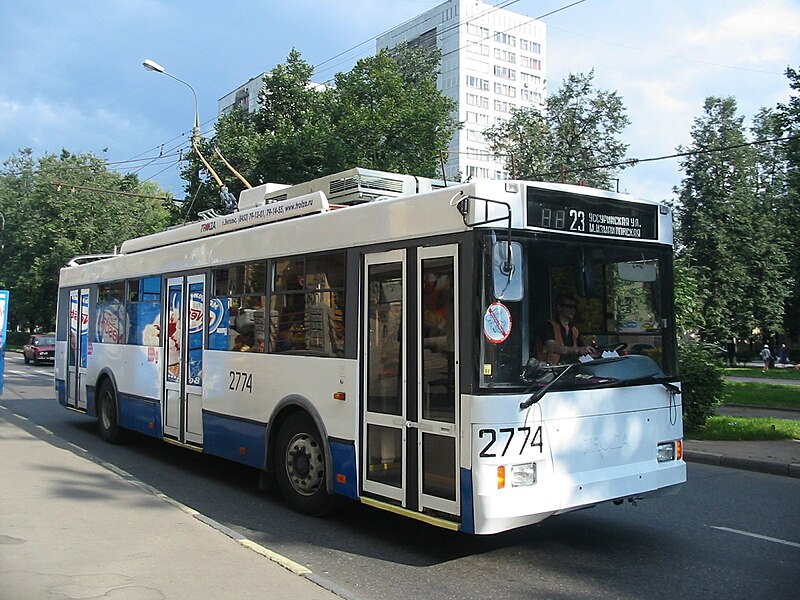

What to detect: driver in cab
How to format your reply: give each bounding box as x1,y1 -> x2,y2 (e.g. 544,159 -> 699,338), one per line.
538,294 -> 597,364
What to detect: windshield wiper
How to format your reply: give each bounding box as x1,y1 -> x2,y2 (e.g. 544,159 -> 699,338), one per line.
519,364 -> 574,410
519,369 -> 679,411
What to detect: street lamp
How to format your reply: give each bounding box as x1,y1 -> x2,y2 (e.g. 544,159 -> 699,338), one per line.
142,58 -> 201,144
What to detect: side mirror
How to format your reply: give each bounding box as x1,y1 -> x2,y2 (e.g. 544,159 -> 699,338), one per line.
492,241 -> 523,301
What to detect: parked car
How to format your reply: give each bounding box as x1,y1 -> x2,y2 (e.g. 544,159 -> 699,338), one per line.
23,334 -> 56,365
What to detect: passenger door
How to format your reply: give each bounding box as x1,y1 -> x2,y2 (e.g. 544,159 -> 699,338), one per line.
361,245 -> 460,517
163,274 -> 205,446
66,288 -> 90,411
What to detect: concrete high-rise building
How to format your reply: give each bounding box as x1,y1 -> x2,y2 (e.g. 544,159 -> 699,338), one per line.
218,73 -> 266,116
377,0 -> 547,181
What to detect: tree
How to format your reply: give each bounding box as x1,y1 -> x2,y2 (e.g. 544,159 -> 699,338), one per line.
776,66 -> 800,339
181,46 -> 458,220
484,70 -> 630,189
180,49 -> 335,219
748,108 -> 793,339
674,96 -> 791,343
0,149 -> 174,331
673,253 -> 704,339
330,44 -> 458,177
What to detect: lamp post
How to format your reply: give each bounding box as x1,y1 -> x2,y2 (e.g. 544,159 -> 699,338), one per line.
142,59 -> 201,144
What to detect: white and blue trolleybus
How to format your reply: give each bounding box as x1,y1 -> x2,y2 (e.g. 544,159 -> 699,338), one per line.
55,168 -> 686,534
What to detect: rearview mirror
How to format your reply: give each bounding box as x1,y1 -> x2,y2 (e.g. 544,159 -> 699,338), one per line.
618,262 -> 657,282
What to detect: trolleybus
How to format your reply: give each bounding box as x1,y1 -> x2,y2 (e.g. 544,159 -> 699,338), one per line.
55,167 -> 685,534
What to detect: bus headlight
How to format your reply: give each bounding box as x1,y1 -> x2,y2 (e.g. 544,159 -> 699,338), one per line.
510,462 -> 537,487
657,441 -> 676,462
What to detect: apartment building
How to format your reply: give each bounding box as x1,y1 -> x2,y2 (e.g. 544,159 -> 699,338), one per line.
377,0 -> 547,180
219,0 -> 546,181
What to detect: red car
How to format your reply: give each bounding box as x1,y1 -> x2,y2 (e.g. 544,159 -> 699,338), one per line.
23,334 -> 56,365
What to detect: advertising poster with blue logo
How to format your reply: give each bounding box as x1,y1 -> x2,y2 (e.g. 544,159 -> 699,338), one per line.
187,284 -> 204,387
208,297 -> 228,351
0,290 -> 9,396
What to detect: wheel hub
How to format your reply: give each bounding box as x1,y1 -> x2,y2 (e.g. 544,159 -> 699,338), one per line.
285,432 -> 324,496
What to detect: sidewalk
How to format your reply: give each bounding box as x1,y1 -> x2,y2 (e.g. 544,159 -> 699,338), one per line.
683,403 -> 800,478
683,439 -> 800,477
0,415 -> 345,600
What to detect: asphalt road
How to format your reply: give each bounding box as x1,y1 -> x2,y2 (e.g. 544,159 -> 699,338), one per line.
2,353 -> 799,600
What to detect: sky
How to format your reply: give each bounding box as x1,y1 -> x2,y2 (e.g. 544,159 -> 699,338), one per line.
1,0 -> 798,204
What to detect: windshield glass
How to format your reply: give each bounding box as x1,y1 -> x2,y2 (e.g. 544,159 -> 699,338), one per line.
479,232 -> 677,390
35,337 -> 56,346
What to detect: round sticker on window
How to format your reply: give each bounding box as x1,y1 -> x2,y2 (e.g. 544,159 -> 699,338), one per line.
483,302 -> 512,344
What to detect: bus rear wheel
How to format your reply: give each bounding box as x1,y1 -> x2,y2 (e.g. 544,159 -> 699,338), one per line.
97,379 -> 122,444
275,412 -> 335,516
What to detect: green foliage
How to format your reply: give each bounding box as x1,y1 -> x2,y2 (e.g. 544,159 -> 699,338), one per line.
484,70 -> 630,189
776,66 -> 800,338
688,415 -> 800,441
679,342 -> 725,430
331,45 -> 458,177
0,149 -> 175,331
674,96 -> 793,342
181,45 -> 458,220
673,253 -> 704,338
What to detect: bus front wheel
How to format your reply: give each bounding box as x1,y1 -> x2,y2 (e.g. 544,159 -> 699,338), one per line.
275,412 -> 335,516
97,379 -> 122,444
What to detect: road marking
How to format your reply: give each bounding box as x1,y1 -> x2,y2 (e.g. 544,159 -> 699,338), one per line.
6,370 -> 36,378
711,526 -> 800,549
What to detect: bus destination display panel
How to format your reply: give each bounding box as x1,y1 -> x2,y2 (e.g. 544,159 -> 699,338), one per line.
526,187 -> 658,240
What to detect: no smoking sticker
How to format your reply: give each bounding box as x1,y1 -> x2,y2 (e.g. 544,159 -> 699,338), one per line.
483,302 -> 512,344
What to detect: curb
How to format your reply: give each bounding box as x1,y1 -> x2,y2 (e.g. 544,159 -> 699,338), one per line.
0,409 -> 359,600
684,450 -> 800,478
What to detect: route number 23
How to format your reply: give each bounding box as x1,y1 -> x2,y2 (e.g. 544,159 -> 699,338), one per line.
478,425 -> 543,457
569,209 -> 585,232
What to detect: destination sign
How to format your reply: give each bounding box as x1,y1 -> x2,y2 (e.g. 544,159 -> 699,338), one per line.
526,187 -> 658,240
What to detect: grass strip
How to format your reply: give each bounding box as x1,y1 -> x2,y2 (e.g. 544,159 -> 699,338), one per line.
687,416 -> 800,441
723,381 -> 800,410
723,367 -> 800,380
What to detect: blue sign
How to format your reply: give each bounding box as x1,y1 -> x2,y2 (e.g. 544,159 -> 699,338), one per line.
0,290 -> 9,396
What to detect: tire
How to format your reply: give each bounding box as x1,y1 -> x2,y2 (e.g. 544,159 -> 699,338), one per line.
97,379 -> 122,444
275,412 -> 335,516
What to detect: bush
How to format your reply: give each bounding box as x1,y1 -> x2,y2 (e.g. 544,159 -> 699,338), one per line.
679,342 -> 725,430
5,331 -> 31,348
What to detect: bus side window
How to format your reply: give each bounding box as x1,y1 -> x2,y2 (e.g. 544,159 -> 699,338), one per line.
213,263 -> 267,353
126,277 -> 161,346
96,281 -> 126,344
271,254 -> 346,357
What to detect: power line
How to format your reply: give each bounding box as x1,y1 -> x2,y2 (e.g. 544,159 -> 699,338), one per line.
531,134 -> 800,179
49,180 -> 172,201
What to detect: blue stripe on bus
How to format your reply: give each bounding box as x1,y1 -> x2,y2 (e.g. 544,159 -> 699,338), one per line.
460,468 -> 474,534
330,438 -> 358,499
55,378 -> 66,406
117,393 -> 161,438
202,412 -> 267,469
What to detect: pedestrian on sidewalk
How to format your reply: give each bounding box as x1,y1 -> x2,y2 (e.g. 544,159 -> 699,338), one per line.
779,343 -> 788,367
760,344 -> 772,372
